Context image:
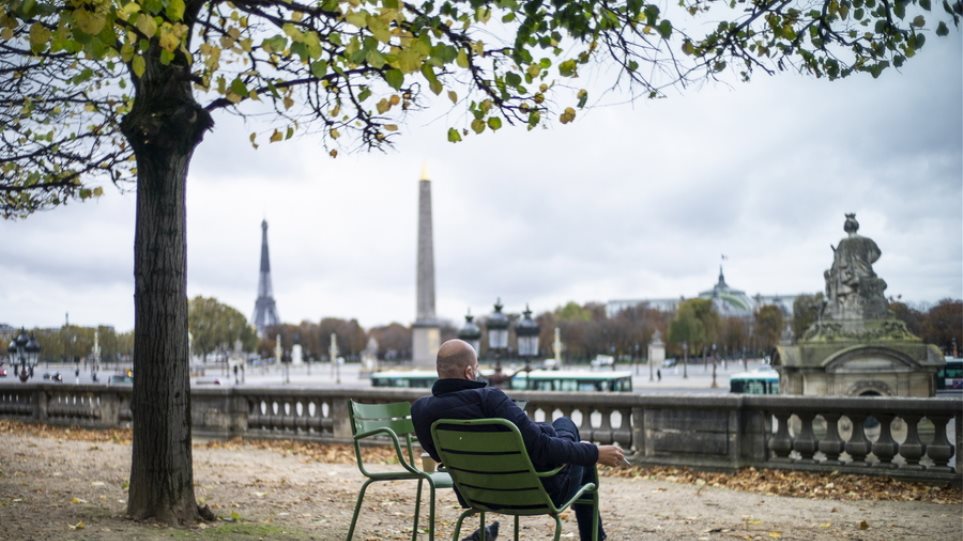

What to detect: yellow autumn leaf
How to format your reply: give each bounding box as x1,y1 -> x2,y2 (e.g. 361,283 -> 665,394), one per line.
269,129 -> 282,142
768,531 -> 782,539
135,13 -> 157,39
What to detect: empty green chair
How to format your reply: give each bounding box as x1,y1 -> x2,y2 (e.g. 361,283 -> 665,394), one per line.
430,418 -> 599,541
347,400 -> 453,541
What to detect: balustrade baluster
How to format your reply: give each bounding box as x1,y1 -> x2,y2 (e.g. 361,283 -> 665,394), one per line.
248,399 -> 261,430
898,415 -> 925,469
818,413 -> 844,464
768,411 -> 793,461
871,414 -> 897,468
613,407 -> 632,448
925,415 -> 955,471
596,408 -> 614,445
793,413 -> 817,461
844,414 -> 871,466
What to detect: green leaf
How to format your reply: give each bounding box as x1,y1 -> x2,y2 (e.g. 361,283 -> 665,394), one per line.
911,15 -> 925,27
384,68 -> 404,90
471,118 -> 485,134
919,0 -> 931,9
135,13 -> 157,38
165,0 -> 185,21
487,117 -> 502,131
310,60 -> 328,79
657,20 -> 673,39
456,49 -> 469,69
447,127 -> 462,143
131,55 -> 146,77
935,21 -> 949,36
559,59 -> 577,77
230,78 -> 248,96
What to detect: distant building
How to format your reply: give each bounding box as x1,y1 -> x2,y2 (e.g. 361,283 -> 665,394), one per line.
606,267 -> 801,319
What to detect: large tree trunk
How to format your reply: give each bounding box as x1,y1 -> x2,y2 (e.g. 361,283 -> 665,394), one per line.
121,49 -> 212,525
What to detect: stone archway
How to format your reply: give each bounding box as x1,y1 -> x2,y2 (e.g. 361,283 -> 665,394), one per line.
846,380 -> 894,397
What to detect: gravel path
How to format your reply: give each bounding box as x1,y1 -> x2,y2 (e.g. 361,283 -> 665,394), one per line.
0,433 -> 959,540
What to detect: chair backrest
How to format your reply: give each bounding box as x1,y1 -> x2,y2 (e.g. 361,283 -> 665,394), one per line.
349,400 -> 416,438
431,418 -> 556,516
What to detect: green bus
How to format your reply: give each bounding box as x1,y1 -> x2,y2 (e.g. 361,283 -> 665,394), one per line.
370,370 -> 439,388
935,357 -> 963,391
729,371 -> 780,395
370,369 -> 634,392
510,370 -> 634,392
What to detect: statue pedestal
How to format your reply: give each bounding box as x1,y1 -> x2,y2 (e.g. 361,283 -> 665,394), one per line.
776,318 -> 944,397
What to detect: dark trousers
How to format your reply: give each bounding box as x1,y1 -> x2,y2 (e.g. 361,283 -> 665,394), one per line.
539,417 -> 606,541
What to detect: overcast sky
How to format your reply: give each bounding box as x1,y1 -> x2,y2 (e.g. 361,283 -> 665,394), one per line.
1,35 -> 960,332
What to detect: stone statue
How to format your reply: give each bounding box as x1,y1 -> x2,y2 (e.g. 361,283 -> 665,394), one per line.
822,213 -> 889,321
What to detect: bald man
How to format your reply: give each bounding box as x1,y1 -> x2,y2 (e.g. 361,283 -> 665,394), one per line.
411,339 -> 623,541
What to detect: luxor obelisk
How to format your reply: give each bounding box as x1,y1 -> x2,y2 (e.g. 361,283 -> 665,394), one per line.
412,165 -> 441,367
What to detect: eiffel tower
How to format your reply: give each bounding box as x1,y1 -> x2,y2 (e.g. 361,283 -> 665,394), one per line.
252,219 -> 281,337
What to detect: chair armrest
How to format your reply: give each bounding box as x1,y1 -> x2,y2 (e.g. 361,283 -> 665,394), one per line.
353,427 -> 421,476
534,465 -> 566,478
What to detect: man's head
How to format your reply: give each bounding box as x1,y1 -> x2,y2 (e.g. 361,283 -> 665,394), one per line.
436,339 -> 479,380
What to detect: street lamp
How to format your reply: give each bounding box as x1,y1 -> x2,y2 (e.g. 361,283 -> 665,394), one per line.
710,343 -> 718,388
515,305 -> 540,372
9,328 -> 40,383
486,298 -> 510,370
457,309 -> 482,355
682,341 -> 688,380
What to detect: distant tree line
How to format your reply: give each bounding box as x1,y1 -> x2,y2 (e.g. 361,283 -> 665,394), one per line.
8,297 -> 957,367
0,325 -> 134,364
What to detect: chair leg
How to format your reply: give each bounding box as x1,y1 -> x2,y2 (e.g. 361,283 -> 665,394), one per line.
427,482 -> 436,541
514,515 -> 520,541
452,510 -> 474,541
552,515 -> 562,541
591,490 -> 600,541
346,479 -> 375,541
412,478 -> 424,541
478,511 -> 486,541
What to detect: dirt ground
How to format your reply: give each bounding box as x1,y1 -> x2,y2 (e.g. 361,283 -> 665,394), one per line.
0,423 -> 960,541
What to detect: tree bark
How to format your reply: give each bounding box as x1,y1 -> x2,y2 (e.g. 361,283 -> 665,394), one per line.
121,49 -> 212,525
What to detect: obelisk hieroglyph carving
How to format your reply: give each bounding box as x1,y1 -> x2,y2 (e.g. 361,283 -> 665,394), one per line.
412,164 -> 441,367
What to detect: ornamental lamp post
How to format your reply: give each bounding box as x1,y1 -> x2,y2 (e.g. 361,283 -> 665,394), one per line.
11,328 -> 40,383
457,309 -> 482,355
682,341 -> 688,380
515,305 -> 540,372
486,298 -> 510,371
711,343 -> 719,388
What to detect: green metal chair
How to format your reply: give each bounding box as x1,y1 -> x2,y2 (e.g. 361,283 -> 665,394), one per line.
430,418 -> 599,541
346,400 -> 452,541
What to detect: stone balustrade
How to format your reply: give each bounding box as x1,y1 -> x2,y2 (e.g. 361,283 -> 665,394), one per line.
1,383 -> 959,483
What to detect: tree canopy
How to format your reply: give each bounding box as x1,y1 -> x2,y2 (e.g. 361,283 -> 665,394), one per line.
3,0 -> 959,216
187,295 -> 256,357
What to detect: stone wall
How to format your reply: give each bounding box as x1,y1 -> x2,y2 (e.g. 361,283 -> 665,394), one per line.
1,383 -> 959,483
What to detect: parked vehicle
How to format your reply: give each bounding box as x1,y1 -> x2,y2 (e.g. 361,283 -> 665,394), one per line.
107,373 -> 134,386
935,357 -> 963,391
589,355 -> 614,369
729,371 -> 779,395
510,370 -> 634,392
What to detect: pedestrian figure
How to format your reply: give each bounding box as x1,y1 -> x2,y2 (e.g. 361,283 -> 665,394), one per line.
657,369 -> 662,382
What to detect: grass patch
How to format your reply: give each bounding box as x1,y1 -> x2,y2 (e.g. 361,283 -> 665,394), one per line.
167,522 -> 314,540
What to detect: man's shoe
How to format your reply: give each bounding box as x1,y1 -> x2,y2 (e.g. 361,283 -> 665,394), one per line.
460,520 -> 499,541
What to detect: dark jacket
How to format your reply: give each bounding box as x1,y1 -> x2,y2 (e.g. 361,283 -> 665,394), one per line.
411,378 -> 598,471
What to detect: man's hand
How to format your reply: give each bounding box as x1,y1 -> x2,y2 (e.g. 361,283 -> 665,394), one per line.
596,445 -> 626,467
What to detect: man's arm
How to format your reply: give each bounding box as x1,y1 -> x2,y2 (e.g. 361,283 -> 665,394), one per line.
486,389 -> 598,468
